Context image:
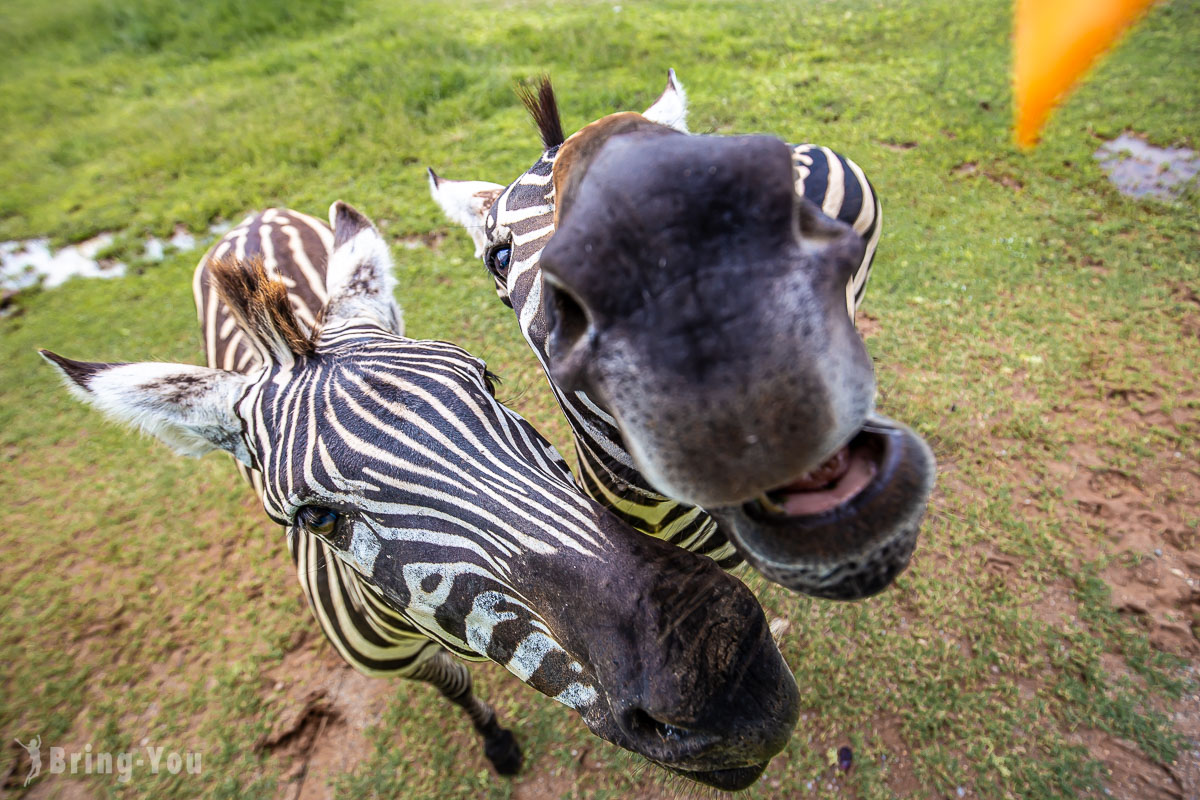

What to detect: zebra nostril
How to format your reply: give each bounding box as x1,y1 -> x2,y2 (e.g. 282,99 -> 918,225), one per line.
625,708 -> 690,743
546,282 -> 589,349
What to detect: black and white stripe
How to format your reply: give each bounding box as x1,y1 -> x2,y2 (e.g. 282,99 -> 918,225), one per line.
191,210 -> 604,754
791,144 -> 882,313
194,210 -> 441,676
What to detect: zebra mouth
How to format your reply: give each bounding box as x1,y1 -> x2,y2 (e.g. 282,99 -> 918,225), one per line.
716,415 -> 936,599
751,428 -> 882,518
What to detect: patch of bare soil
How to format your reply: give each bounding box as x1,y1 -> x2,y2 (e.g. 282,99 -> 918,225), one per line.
765,718 -> 918,799
966,369 -> 1199,796
512,750 -> 714,800
1045,387 -> 1200,658
1076,653 -> 1200,800
856,310 -> 882,339
22,775 -> 97,800
3,741 -> 32,794
873,716 -> 921,797
256,641 -> 395,800
512,768 -> 579,800
395,231 -> 447,251
1172,283 -> 1200,342
1067,723 -> 1197,800
950,161 -> 1024,190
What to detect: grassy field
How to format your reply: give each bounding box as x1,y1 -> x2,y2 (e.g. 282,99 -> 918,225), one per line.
1,0 -> 1198,797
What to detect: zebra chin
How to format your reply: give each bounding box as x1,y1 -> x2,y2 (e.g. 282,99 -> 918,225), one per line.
581,726 -> 774,790
587,653 -> 798,788
710,415 -> 936,600
553,543 -> 800,787
575,660 -> 794,790
673,764 -> 769,792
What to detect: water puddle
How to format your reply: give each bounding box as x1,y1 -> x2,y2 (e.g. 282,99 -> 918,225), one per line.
1094,133 -> 1199,199
0,222 -> 230,294
0,234 -> 126,292
142,224 -> 200,263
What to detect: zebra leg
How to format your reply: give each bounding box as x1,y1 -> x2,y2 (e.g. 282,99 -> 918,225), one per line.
288,529 -> 521,773
409,651 -> 522,775
289,528 -> 521,773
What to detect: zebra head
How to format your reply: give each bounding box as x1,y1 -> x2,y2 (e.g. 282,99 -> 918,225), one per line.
431,72 -> 935,600
39,202 -> 800,789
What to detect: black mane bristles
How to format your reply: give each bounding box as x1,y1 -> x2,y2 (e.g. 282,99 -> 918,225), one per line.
210,254 -> 317,361
517,76 -> 565,150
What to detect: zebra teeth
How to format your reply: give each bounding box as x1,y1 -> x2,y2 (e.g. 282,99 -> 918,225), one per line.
746,435 -> 880,520
753,492 -> 788,516
778,445 -> 852,492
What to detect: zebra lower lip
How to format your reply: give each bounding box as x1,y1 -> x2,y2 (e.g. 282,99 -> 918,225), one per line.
748,429 -> 884,520
672,761 -> 769,791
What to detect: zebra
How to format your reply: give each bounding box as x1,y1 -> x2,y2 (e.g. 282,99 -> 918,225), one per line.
431,71 -> 935,600
39,202 -> 801,790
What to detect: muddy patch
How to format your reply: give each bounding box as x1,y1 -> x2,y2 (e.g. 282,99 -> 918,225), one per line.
1095,133 -> 1200,200
1042,387 -> 1200,657
257,642 -> 395,800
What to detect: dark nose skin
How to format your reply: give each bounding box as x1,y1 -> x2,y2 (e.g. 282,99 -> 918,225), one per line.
607,611 -> 799,769
542,133 -> 806,350
534,521 -> 800,771
542,131 -> 865,383
539,131 -> 875,507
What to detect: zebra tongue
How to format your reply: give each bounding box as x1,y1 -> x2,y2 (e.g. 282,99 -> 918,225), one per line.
767,445 -> 875,516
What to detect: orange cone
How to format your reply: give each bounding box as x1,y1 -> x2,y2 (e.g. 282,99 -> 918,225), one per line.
1014,0 -> 1157,148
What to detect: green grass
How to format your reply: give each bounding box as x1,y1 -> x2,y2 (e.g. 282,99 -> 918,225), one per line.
1,0 -> 1198,797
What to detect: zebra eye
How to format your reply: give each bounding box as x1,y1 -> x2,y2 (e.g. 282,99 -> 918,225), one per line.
486,243 -> 512,277
297,506 -> 338,537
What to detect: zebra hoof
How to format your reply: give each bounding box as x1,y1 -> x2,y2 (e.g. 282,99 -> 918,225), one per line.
485,729 -> 522,776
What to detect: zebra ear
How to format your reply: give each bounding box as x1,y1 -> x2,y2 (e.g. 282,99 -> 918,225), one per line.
427,169 -> 504,258
39,350 -> 254,466
643,68 -> 688,133
324,201 -> 403,335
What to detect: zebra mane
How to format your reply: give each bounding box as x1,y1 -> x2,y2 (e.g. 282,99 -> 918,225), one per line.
210,254 -> 317,363
517,76 -> 565,150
